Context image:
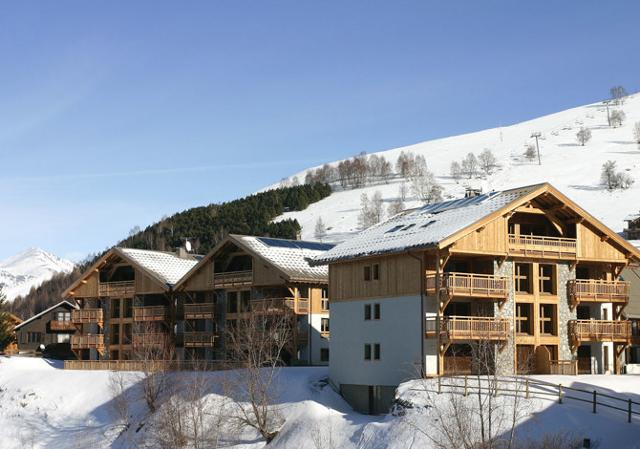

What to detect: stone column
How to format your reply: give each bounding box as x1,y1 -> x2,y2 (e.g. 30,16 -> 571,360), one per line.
494,260 -> 515,375
558,263 -> 577,360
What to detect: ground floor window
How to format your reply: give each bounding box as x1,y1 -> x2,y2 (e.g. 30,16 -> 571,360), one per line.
320,348 -> 329,362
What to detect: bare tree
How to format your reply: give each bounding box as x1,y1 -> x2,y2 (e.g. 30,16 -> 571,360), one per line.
396,151 -> 414,178
610,85 -> 628,104
524,145 -> 537,162
634,121 -> 640,144
450,161 -> 462,183
314,217 -> 327,241
576,127 -> 592,146
478,149 -> 497,176
610,109 -> 626,128
387,198 -> 405,216
224,310 -> 293,443
410,170 -> 443,204
357,191 -> 384,229
108,371 -> 133,432
461,153 -> 478,179
399,182 -> 408,201
601,160 -> 634,190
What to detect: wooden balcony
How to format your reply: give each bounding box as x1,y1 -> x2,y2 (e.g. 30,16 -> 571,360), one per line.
508,234 -> 577,258
132,333 -> 168,347
49,320 -> 76,331
72,308 -> 104,325
426,272 -> 509,299
426,316 -> 510,342
71,334 -> 104,352
320,330 -> 330,339
183,332 -> 216,347
569,320 -> 631,344
99,280 -> 135,297
212,270 -> 253,288
184,303 -> 215,319
133,306 -> 169,322
249,298 -> 309,315
568,279 -> 630,306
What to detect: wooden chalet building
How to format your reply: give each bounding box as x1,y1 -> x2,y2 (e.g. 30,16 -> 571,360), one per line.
63,236 -> 333,368
312,183 -> 640,414
63,247 -> 199,363
175,235 -> 333,365
624,213 -> 640,240
14,300 -> 79,354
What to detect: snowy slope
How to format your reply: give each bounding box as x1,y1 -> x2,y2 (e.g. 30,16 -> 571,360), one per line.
0,357 -> 639,449
0,248 -> 75,301
269,95 -> 640,243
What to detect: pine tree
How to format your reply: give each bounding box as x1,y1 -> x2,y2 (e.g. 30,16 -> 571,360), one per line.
0,289 -> 15,351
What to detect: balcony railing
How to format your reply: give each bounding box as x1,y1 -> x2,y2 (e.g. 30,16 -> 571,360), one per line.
183,332 -> 216,347
133,306 -> 169,322
426,272 -> 509,299
212,270 -> 253,288
184,303 -> 215,319
132,333 -> 168,347
569,320 -> 631,343
508,234 -> 577,258
249,298 -> 309,315
568,279 -> 630,305
71,334 -> 104,351
98,280 -> 135,297
72,308 -> 104,325
426,315 -> 510,341
49,320 -> 76,331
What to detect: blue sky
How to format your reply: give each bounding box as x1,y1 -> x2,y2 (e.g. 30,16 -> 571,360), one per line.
1,1 -> 639,261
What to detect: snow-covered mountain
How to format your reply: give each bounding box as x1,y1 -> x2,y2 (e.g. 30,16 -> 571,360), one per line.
268,94 -> 640,244
0,248 -> 75,301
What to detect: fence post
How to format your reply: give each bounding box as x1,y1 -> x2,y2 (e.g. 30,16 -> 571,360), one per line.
437,376 -> 442,394
525,379 -> 530,399
629,399 -> 632,424
464,375 -> 468,397
558,384 -> 563,404
592,390 -> 596,414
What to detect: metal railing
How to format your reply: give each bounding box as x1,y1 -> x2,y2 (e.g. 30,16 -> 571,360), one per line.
98,280 -> 135,297
426,272 -> 509,298
212,270 -> 253,287
568,279 -> 630,304
508,234 -> 577,257
133,306 -> 169,321
426,315 -> 510,341
569,319 -> 631,342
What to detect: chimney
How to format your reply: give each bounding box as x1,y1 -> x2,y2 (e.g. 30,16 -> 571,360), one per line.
465,188 -> 482,198
176,247 -> 189,259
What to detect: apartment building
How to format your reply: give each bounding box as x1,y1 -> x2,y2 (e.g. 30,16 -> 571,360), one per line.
14,300 -> 78,354
312,183 -> 640,414
63,235 -> 332,366
175,235 -> 333,365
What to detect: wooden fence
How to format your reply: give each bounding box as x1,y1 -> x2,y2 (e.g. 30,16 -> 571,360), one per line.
64,359 -> 237,371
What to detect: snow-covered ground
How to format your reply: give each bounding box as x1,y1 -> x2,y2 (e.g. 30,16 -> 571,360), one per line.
0,248 -> 74,301
1,357 -> 639,449
269,95 -> 640,244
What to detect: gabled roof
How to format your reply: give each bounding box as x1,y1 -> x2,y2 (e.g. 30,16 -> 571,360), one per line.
63,247 -> 200,297
312,183 -> 640,265
14,300 -> 78,330
175,235 -> 334,289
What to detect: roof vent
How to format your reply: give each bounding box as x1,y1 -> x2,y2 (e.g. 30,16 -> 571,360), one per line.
465,188 -> 483,198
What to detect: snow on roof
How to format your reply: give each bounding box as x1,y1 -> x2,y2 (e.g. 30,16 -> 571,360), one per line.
117,248 -> 199,287
233,235 -> 334,282
14,300 -> 78,330
312,184 -> 541,265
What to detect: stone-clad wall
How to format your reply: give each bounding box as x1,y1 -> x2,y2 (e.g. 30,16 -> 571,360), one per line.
558,263 -> 577,360
494,259 -> 515,375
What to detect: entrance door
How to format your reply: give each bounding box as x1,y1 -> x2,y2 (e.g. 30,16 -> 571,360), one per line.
516,345 -> 534,374
603,346 -> 610,373
577,345 -> 591,374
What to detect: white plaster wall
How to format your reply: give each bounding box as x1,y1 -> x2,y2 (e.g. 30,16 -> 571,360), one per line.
330,295 -> 423,387
309,312 -> 330,365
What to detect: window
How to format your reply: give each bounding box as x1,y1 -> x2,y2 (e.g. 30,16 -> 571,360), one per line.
538,264 -> 556,295
321,318 -> 330,334
374,343 -> 381,360
515,303 -> 533,335
123,323 -> 133,344
539,304 -> 556,335
321,298 -> 330,311
364,266 -> 371,281
111,299 -> 121,318
111,324 -> 121,344
374,303 -> 381,320
27,332 -> 43,343
364,304 -> 372,320
320,348 -> 330,362
123,298 -> 133,318
56,311 -> 71,321
364,344 -> 372,360
299,286 -> 309,298
57,334 -> 70,343
372,264 -> 380,280
240,290 -> 251,312
227,292 -> 238,313
515,263 -> 533,294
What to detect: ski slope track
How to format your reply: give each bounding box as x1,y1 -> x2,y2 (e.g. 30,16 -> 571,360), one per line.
268,95 -> 640,247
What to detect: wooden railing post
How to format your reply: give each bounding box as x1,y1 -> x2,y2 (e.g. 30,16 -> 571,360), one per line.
558,384 -> 563,404
464,375 -> 468,397
525,379 -> 530,399
628,399 -> 632,423
437,376 -> 442,394
593,390 -> 597,413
